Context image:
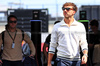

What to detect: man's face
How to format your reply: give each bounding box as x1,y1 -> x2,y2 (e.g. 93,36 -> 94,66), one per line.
90,25 -> 98,32
8,17 -> 17,29
62,6 -> 76,18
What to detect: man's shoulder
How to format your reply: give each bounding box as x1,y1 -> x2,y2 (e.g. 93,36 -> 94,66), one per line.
0,30 -> 6,35
48,34 -> 51,37
75,21 -> 85,28
16,28 -> 24,33
75,20 -> 83,25
16,28 -> 21,31
53,22 -> 61,28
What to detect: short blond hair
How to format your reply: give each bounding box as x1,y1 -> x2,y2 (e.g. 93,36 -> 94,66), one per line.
62,2 -> 77,12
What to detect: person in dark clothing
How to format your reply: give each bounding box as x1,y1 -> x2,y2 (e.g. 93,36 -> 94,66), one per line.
89,19 -> 100,66
43,34 -> 51,61
43,21 -> 60,66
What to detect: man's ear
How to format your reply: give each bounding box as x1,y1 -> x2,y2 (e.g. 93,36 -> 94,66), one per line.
73,11 -> 76,15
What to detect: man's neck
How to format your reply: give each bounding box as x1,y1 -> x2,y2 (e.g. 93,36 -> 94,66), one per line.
64,17 -> 74,27
8,27 -> 16,32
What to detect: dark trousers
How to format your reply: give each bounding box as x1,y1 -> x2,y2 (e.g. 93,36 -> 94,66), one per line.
22,56 -> 37,66
2,60 -> 22,66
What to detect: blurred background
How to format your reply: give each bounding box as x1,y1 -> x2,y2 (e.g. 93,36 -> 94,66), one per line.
0,0 -> 100,32
0,0 -> 100,66
0,0 -> 100,40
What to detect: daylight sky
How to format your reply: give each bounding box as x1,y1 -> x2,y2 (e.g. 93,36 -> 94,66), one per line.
0,0 -> 100,17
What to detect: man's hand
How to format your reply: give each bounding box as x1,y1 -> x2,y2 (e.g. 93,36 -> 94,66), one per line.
0,60 -> 3,65
81,55 -> 87,64
48,53 -> 54,66
29,54 -> 34,59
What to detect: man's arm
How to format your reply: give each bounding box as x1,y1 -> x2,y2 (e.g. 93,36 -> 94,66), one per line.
48,25 -> 58,66
79,24 -> 88,64
43,43 -> 48,61
81,50 -> 88,64
48,53 -> 54,66
24,33 -> 36,56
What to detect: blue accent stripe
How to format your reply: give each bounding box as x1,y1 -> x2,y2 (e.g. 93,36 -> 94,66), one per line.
30,20 -> 42,22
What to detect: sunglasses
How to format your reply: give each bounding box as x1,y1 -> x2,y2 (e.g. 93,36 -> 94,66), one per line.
9,21 -> 17,23
62,7 -> 74,11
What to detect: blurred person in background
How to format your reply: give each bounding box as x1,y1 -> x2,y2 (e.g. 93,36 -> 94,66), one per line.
43,21 -> 60,66
89,19 -> 100,66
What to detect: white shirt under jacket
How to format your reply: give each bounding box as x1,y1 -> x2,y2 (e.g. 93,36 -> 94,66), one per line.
49,19 -> 88,61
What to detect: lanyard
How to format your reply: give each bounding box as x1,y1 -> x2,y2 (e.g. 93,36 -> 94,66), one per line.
7,30 -> 17,43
